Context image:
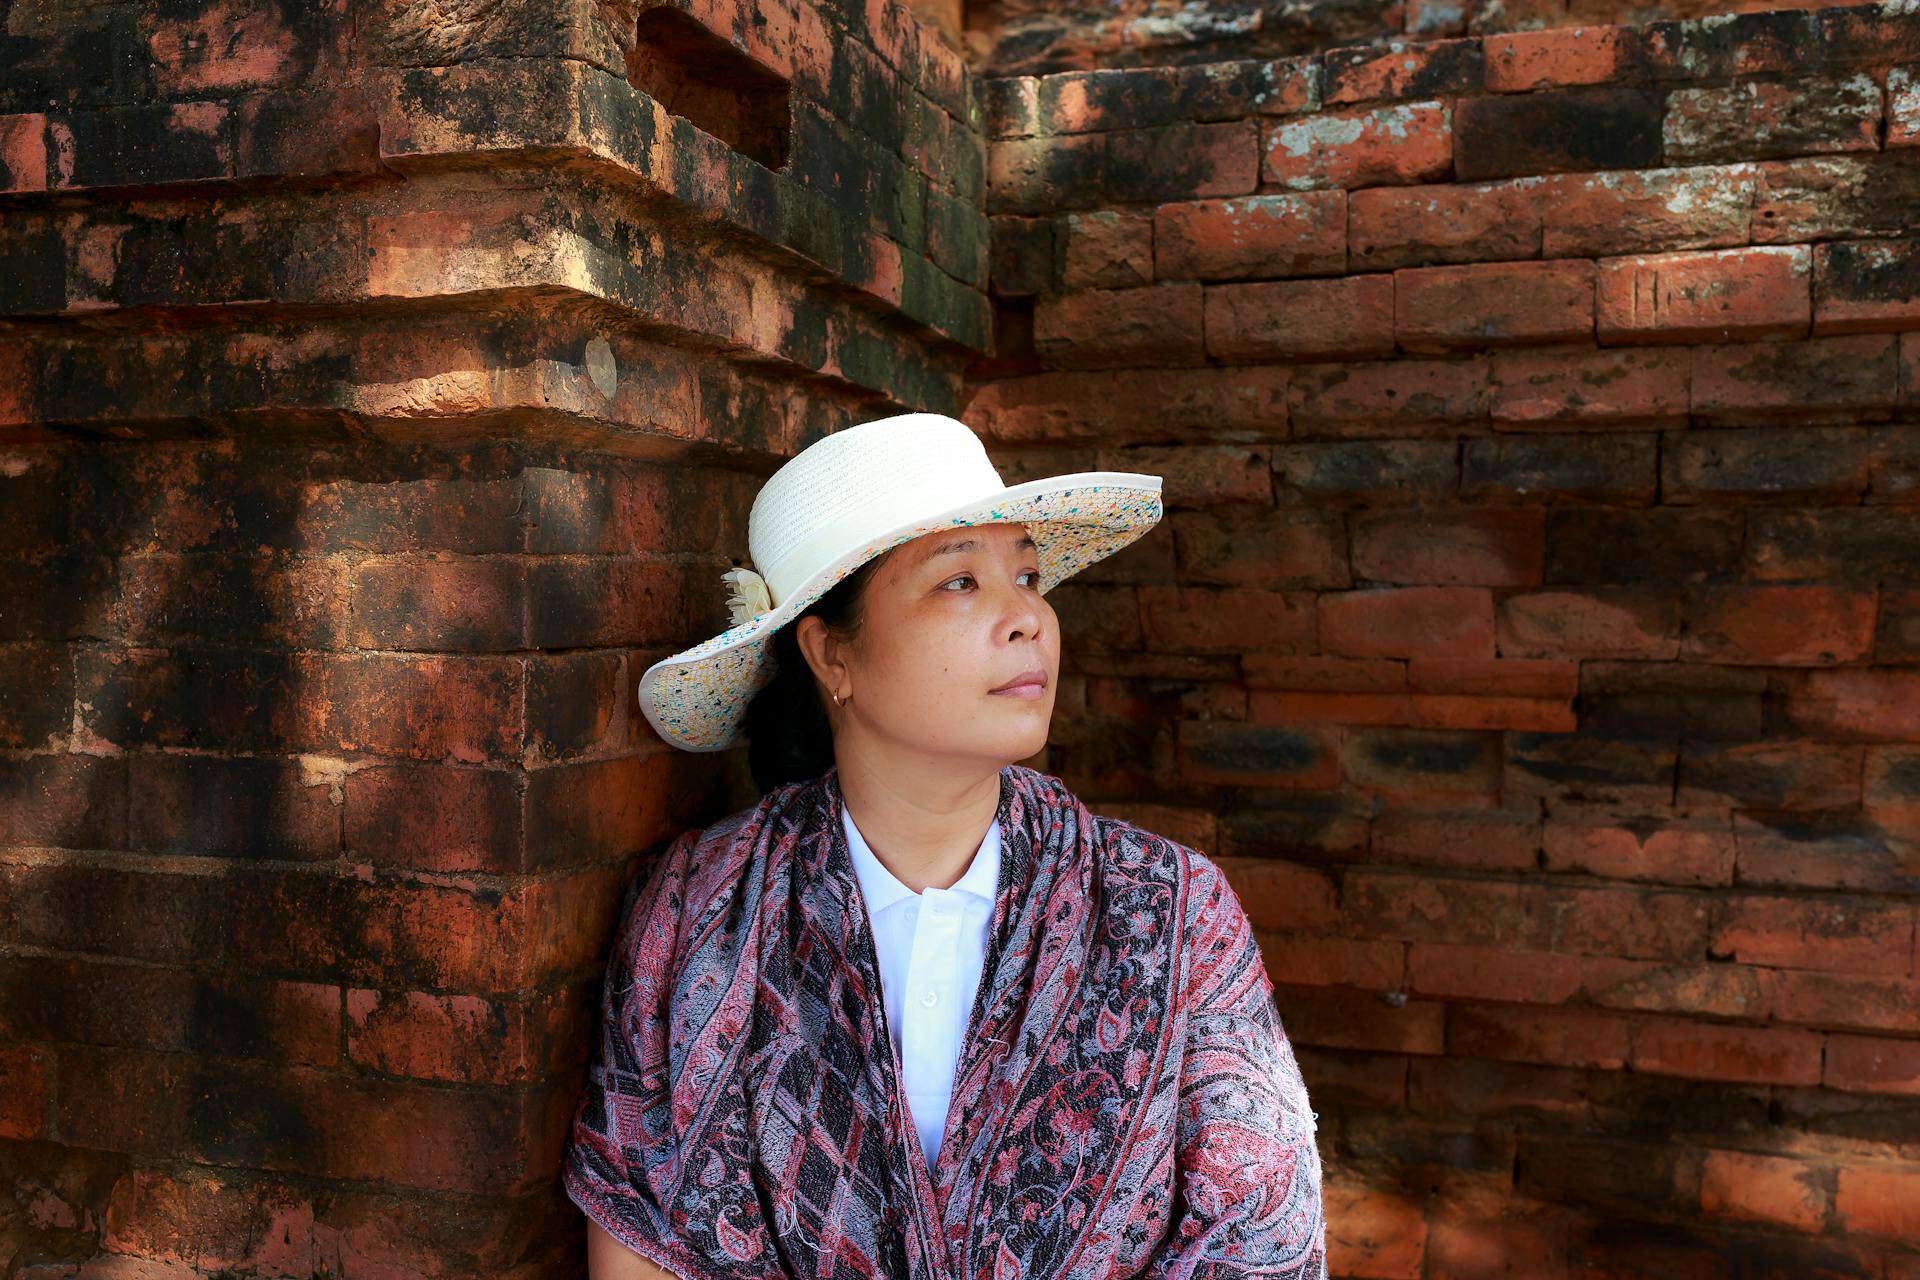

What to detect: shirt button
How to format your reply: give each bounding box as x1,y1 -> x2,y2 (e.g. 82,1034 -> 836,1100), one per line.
921,990 -> 938,1007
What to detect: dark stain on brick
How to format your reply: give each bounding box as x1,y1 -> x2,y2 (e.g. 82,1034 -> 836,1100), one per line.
1455,87 -> 1663,183
1820,238 -> 1920,305
1632,9 -> 1822,81
1190,725 -> 1327,775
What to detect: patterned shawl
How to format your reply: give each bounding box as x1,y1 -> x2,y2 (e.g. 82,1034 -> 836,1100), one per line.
562,763 -> 1326,1279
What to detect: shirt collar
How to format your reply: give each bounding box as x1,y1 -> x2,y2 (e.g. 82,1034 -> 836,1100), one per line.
842,802 -> 1002,917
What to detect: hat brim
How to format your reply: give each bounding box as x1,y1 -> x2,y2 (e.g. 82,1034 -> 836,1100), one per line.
636,471 -> 1165,752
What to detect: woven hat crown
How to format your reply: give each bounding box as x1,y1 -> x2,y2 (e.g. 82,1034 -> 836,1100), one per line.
747,414 -> 1009,606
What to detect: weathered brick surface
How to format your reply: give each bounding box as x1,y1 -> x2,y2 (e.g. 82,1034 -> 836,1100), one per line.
969,8 -> 1920,1273
19,0 -> 1920,1276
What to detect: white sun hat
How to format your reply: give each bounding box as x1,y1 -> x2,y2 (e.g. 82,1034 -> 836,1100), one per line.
636,411 -> 1164,752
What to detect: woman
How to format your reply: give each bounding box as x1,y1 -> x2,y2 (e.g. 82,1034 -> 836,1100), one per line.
562,412 -> 1326,1279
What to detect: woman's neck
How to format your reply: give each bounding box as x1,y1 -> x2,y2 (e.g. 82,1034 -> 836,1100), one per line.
834,753 -> 1002,894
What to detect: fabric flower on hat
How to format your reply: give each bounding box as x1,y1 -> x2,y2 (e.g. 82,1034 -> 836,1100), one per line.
721,566 -> 773,627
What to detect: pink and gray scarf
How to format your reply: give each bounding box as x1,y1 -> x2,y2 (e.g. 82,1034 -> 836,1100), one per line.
562,762 -> 1326,1278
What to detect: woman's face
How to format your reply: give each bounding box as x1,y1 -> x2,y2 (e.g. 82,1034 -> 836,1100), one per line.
801,521 -> 1060,767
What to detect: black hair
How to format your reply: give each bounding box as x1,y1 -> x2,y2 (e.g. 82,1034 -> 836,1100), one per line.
742,548 -> 894,795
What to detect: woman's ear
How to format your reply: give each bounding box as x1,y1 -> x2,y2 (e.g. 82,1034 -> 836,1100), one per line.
791,613 -> 848,704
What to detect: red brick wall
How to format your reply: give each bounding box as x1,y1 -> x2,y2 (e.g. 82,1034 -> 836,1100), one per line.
971,4 -> 1920,1273
0,0 -> 988,1274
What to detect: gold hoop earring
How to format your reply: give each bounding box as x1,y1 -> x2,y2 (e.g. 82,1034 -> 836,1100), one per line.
832,691 -> 844,707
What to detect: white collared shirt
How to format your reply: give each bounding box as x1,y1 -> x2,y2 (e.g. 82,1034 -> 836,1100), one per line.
841,804 -> 1001,1172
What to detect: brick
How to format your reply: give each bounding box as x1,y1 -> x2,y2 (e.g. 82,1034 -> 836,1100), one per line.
1542,818 -> 1736,887
0,643 -> 72,749
1411,1059 -> 1589,1126
1542,163 -> 1759,258
1680,585 -> 1877,666
1341,727 -> 1503,797
1177,720 -> 1339,789
967,366 -> 1291,445
1835,1166 -> 1920,1240
1679,741 -> 1865,811
1699,1149 -> 1829,1233
1630,1018 -> 1822,1086
0,1044 -> 48,1139
988,215 -> 1055,297
1395,259 -> 1594,351
129,754 -> 339,861
1636,9 -> 1823,81
1872,426 -> 1920,502
0,753 -> 127,849
1244,656 -> 1406,692
1663,426 -> 1871,504
1097,444 -> 1271,506
1516,1132 -> 1699,1215
1596,245 -> 1811,343
1826,1033 -> 1920,1096
1578,660 -> 1766,742
1813,236 -> 1920,335
1262,99 -> 1452,191
1348,178 -> 1544,271
982,77 -> 1039,139
1287,357 -> 1490,438
1771,969 -> 1920,1033
1484,25 -> 1633,91
1449,1003 -> 1631,1068
1205,275 -> 1395,362
1881,589 -> 1920,662
987,132 -> 1104,215
1891,65 -> 1920,148
1058,210 -> 1152,291
3,955 -> 340,1067
1506,732 -> 1679,808
1455,86 -> 1662,181
344,762 -> 522,874
1218,791 -> 1370,861
1408,942 -> 1653,1005
1711,893 -> 1914,977
1255,932 -> 1404,989
1585,961 -> 1773,1021
1371,811 -> 1540,872
1865,745 -> 1920,816
1272,440 -> 1458,505
54,1039 -> 565,1194
349,557 -> 526,651
1753,153 -> 1920,244
1273,982 -> 1446,1055
1324,1181 -> 1429,1278
346,987 -> 573,1085
1344,868 -> 1538,948
1032,282 -> 1204,369
1320,587 -> 1495,659
1324,38 -> 1484,105
1546,882 -> 1713,961
1734,811 -> 1920,897
1664,74 -> 1882,166
1498,588 -> 1681,659
1489,346 -> 1690,427
1035,61 -> 1313,135
1788,670 -> 1920,741
1139,586 -> 1316,653
1170,508 -> 1348,588
1697,335 -> 1889,420
1462,434 -> 1657,503
1304,1046 -> 1410,1110
111,553 -> 349,648
1104,120 -> 1260,205
1750,510 -> 1920,583
1406,657 -> 1576,698
1153,191 -> 1345,280
1215,856 -> 1339,930
1545,509 -> 1742,584
1349,510 -> 1544,587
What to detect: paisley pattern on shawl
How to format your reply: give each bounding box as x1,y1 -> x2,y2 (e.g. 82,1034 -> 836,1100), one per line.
562,763 -> 1326,1279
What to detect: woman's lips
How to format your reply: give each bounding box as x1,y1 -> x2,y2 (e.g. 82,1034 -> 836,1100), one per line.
991,671 -> 1048,698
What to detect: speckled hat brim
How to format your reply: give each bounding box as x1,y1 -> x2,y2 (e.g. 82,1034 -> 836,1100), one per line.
636,473 -> 1164,752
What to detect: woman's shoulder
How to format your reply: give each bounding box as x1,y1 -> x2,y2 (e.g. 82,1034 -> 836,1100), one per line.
1087,810 -> 1240,920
